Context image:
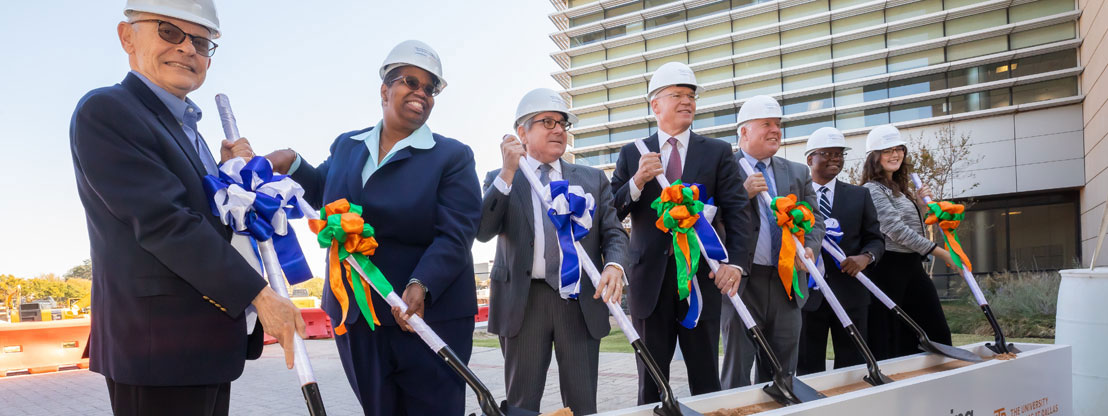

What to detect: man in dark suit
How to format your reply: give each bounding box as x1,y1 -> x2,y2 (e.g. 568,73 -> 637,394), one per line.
610,62 -> 751,405
724,94 -> 824,388
797,127 -> 884,375
477,88 -> 628,414
69,2 -> 304,415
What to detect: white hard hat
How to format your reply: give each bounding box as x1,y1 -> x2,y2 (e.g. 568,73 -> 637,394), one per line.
379,40 -> 447,93
647,62 -> 699,101
804,127 -> 851,156
125,0 -> 220,39
514,88 -> 578,129
866,125 -> 907,153
736,95 -> 783,127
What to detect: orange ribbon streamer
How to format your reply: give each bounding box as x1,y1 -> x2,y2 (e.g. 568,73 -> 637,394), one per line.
771,194 -> 815,300
924,201 -> 973,272
308,199 -> 380,336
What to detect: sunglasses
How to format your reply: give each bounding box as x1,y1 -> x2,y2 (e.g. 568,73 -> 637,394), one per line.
530,117 -> 571,130
388,75 -> 441,97
132,19 -> 218,57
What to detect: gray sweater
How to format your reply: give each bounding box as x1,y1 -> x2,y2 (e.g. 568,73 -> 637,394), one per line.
862,181 -> 938,255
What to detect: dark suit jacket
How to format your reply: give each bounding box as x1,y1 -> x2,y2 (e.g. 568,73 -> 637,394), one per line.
291,126 -> 481,327
735,149 -> 825,307
477,160 -> 629,340
804,179 -> 885,311
610,132 -> 752,320
70,73 -> 266,386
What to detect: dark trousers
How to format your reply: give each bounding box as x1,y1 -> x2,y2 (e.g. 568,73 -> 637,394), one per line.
866,250 -> 952,360
105,378 -> 230,416
633,263 -> 721,405
720,264 -> 802,388
500,280 -> 601,415
336,315 -> 474,416
797,300 -> 869,375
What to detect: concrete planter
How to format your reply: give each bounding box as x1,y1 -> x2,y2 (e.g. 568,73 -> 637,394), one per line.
1056,268 -> 1108,416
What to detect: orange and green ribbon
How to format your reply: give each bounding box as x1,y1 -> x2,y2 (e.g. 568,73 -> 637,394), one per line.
771,194 -> 814,300
651,181 -> 704,302
924,201 -> 972,272
307,199 -> 394,335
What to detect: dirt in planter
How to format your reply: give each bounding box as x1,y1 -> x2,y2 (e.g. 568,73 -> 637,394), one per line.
705,359 -> 981,416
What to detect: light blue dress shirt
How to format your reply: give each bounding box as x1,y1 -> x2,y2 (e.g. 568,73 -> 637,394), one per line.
288,121 -> 436,185
130,70 -> 217,175
743,152 -> 778,266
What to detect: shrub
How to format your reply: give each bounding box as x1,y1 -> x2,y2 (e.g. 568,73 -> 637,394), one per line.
943,270 -> 1059,338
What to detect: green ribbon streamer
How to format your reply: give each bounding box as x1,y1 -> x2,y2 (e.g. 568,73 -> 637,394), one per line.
926,201 -> 968,271
651,180 -> 704,301
770,197 -> 814,300
314,203 -> 395,330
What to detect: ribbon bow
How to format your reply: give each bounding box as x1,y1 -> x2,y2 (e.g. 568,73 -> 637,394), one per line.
546,181 -> 595,299
771,194 -> 814,300
924,201 -> 973,272
812,218 -> 845,289
308,199 -> 394,335
652,181 -> 704,302
202,156 -> 313,284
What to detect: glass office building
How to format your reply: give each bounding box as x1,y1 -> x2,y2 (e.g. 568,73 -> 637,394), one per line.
545,0 -> 1092,275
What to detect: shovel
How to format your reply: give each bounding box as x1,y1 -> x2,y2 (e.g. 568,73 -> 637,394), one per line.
821,240 -> 982,363
512,144 -> 701,416
636,141 -> 824,406
910,174 -> 1017,356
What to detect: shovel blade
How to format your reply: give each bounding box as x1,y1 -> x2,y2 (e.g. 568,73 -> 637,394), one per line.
497,401 -> 540,416
918,340 -> 984,363
763,374 -> 826,405
653,401 -> 704,416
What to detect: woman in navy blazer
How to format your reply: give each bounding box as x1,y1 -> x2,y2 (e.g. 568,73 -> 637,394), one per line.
267,40 -> 481,416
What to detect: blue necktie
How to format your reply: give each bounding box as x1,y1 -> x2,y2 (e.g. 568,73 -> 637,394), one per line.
755,161 -> 780,264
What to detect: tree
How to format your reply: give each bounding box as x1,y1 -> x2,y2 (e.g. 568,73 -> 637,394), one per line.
64,259 -> 93,280
842,124 -> 982,198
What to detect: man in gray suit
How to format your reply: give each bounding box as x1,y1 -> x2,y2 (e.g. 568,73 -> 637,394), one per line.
722,94 -> 823,388
477,88 -> 629,415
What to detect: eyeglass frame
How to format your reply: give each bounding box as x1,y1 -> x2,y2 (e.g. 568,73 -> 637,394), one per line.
880,146 -> 907,156
387,75 -> 442,97
526,116 -> 572,131
130,19 -> 219,58
657,92 -> 699,102
811,150 -> 848,159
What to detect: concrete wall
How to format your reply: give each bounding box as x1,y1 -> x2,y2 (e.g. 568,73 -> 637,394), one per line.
1079,0 -> 1108,267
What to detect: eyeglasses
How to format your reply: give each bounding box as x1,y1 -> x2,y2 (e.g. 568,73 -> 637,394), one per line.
132,19 -> 218,57
530,117 -> 571,130
881,147 -> 906,156
658,92 -> 698,101
812,150 -> 847,159
388,75 -> 441,97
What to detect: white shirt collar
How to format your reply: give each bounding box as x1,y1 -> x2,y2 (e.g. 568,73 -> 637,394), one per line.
657,128 -> 691,150
524,154 -> 561,175
813,177 -> 837,196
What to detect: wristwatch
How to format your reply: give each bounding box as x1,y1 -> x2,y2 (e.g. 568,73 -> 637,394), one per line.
407,278 -> 429,297
862,251 -> 876,263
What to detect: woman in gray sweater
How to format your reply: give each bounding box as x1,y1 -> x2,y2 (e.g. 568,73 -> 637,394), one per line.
860,125 -> 954,359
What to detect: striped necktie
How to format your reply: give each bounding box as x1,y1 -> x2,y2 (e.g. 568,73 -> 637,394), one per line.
819,186 -> 832,219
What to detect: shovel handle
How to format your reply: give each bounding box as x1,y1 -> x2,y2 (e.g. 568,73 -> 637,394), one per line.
910,174 -> 989,307
820,240 -> 896,309
257,240 -> 318,385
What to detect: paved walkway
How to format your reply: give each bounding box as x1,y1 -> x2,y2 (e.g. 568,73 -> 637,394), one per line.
0,339 -> 697,415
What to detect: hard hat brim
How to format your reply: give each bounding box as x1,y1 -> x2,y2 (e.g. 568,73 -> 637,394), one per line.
125,8 -> 220,39
380,63 -> 448,92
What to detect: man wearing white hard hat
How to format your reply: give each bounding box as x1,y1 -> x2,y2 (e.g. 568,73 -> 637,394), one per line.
859,125 -> 954,360
69,1 -> 305,414
724,94 -> 823,388
476,88 -> 629,414
796,127 -> 885,375
610,62 -> 752,404
266,40 -> 482,415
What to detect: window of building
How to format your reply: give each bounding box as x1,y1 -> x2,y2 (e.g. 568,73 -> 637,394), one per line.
571,70 -> 606,88
696,65 -> 734,84
737,78 -> 782,99
690,44 -> 733,64
784,69 -> 832,91
607,41 -> 646,60
887,23 -> 943,48
569,12 -> 603,28
644,0 -> 680,8
885,0 -> 942,23
830,0 -> 869,9
645,10 -> 686,30
705,130 -> 739,144
945,9 -> 1006,36
1009,0 -> 1075,23
888,48 -> 945,73
947,36 -> 1008,61
647,32 -> 687,51
782,46 -> 832,67
610,103 -> 648,122
780,0 -> 828,21
570,30 -> 606,47
690,22 -> 732,42
609,82 -> 647,101
833,35 -> 884,59
949,88 -> 1010,114
735,56 -> 781,77
835,59 -> 887,82
835,107 -> 889,130
610,124 -> 650,142
577,150 -> 611,166
1010,22 -> 1076,50
693,110 -> 738,129
1012,77 -> 1078,105
573,130 -> 610,148
688,0 -> 731,20
699,86 -> 735,105
1011,49 -> 1077,78
784,115 -> 834,137
569,0 -> 599,8
572,90 -> 608,108
948,61 -> 1009,89
733,11 -> 779,33
835,83 -> 888,106
734,33 -> 780,55
888,72 -> 946,98
648,53 -> 688,71
889,98 -> 948,122
832,11 -> 883,34
781,23 -> 830,45
605,2 -> 642,19
571,50 -> 606,67
782,92 -> 834,115
608,62 -> 647,81
577,109 -> 609,127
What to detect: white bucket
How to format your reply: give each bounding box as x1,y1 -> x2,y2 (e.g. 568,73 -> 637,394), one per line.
1056,268 -> 1108,416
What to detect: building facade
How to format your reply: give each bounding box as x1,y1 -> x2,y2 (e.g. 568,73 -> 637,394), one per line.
545,0 -> 1100,275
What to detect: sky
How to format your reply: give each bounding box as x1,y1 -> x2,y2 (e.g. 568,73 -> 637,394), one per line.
0,1 -> 565,278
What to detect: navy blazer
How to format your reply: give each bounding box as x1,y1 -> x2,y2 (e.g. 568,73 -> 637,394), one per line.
70,73 -> 267,386
804,179 -> 885,311
609,132 -> 752,320
292,126 -> 481,327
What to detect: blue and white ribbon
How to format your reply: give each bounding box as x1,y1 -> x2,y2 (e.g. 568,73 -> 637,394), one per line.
811,218 -> 844,290
546,181 -> 595,299
202,156 -> 315,285
679,189 -> 729,329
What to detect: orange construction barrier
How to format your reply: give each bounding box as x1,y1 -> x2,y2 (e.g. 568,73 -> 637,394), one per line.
474,305 -> 489,323
264,307 -> 333,345
0,318 -> 91,376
